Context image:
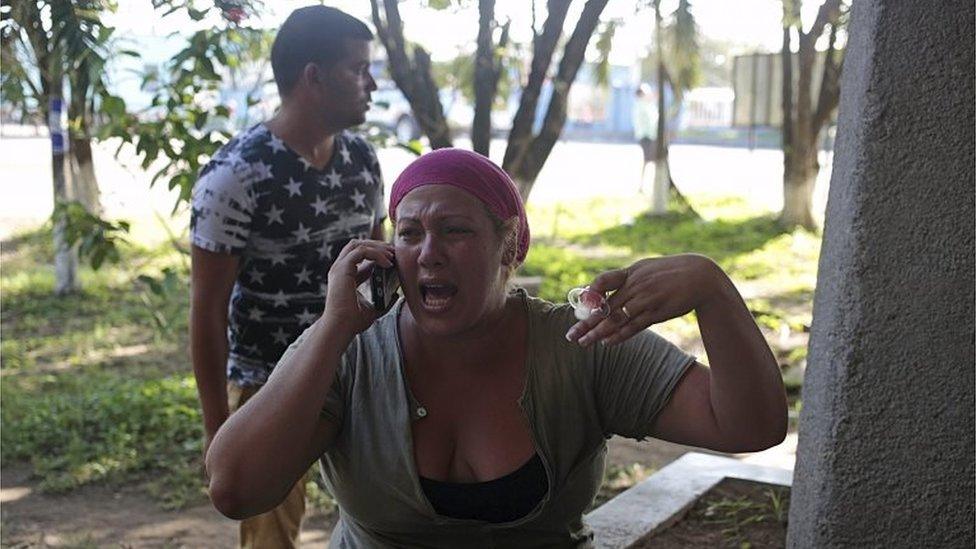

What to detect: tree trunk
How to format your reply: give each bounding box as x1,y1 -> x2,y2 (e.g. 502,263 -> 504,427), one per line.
778,0 -> 842,230
410,46 -> 453,148
68,65 -> 102,215
69,136 -> 102,215
49,92 -> 78,294
651,156 -> 670,213
505,0 -> 608,201
781,144 -> 818,230
502,0 -> 571,180
370,0 -> 452,149
649,1 -> 669,215
472,0 -> 498,156
781,2 -> 795,191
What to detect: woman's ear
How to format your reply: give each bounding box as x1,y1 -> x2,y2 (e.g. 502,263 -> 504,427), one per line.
499,218 -> 519,266
502,245 -> 516,266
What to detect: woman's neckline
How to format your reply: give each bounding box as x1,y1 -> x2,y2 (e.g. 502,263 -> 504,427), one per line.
417,453 -> 542,486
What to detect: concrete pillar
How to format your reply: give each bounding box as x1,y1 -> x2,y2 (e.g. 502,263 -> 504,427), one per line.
788,2 -> 974,547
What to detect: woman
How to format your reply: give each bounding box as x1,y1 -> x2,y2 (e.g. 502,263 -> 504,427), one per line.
206,148 -> 787,547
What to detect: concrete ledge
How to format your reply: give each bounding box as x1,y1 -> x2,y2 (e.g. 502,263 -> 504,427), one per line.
584,452 -> 792,549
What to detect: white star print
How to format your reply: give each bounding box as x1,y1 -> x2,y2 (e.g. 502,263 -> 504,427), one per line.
271,326 -> 289,345
298,156 -> 314,172
311,196 -> 330,216
297,308 -> 318,326
248,268 -> 265,284
350,189 -> 367,210
295,266 -> 312,285
244,188 -> 259,206
248,307 -> 264,321
317,239 -> 333,259
285,178 -> 303,197
271,290 -> 288,308
268,134 -> 287,154
253,160 -> 274,181
338,144 -> 351,165
242,343 -> 260,355
292,222 -> 311,242
270,251 -> 291,266
325,170 -> 342,189
265,204 -> 284,225
224,151 -> 243,167
359,167 -> 376,186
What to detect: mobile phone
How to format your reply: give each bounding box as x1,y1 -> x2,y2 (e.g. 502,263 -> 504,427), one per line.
370,262 -> 400,312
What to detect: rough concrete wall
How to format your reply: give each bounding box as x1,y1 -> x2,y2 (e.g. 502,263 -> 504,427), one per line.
788,1 -> 975,547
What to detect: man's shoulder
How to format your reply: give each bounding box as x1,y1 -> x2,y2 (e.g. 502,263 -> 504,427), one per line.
339,130 -> 372,149
338,131 -> 379,165
198,124 -> 290,192
224,124 -> 276,163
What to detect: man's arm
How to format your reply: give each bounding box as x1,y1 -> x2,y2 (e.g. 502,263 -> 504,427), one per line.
190,245 -> 240,456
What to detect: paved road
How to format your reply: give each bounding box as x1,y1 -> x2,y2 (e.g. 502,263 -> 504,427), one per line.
0,135 -> 831,240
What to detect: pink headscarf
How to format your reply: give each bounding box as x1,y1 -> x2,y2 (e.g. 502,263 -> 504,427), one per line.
389,148 -> 531,263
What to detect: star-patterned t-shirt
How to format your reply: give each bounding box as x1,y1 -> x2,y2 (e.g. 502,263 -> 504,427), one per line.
191,123 -> 385,387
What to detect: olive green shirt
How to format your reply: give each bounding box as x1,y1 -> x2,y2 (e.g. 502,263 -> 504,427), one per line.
291,291 -> 694,548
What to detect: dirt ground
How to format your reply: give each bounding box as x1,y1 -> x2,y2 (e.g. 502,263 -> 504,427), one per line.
1,437 -> 713,548
633,478 -> 789,548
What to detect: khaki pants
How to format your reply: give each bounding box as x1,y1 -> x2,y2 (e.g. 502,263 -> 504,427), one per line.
227,383 -> 307,549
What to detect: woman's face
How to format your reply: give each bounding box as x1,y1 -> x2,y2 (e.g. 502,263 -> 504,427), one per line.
394,185 -> 508,336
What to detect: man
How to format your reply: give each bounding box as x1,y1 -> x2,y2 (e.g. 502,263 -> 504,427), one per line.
633,83 -> 658,193
189,6 -> 383,547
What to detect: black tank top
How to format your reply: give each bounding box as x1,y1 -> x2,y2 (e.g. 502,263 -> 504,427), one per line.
418,453 -> 549,523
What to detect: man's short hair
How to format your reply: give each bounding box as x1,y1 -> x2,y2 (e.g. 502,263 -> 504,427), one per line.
271,5 -> 374,97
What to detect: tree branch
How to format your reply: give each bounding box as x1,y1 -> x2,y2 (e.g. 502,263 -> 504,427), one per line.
781,0 -> 795,173
811,19 -> 842,136
371,0 -> 451,148
800,0 -> 841,50
523,0 -> 609,192
502,0 -> 571,174
368,0 -> 388,46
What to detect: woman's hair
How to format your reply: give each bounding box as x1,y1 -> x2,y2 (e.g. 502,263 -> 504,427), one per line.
271,6 -> 374,97
482,207 -> 521,283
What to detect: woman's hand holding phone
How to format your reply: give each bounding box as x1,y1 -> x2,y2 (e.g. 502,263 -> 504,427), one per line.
323,239 -> 396,337
370,261 -> 401,312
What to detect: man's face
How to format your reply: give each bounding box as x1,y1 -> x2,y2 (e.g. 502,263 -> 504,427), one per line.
318,39 -> 377,130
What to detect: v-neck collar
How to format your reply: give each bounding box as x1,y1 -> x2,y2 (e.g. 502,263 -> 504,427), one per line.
390,290 -> 554,526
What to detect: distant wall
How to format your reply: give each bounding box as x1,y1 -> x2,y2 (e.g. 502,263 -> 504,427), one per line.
788,1 -> 975,547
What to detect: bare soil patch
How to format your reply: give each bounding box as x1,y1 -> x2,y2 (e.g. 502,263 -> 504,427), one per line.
634,477 -> 790,548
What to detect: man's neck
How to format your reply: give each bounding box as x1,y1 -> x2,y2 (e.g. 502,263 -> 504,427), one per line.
266,103 -> 337,169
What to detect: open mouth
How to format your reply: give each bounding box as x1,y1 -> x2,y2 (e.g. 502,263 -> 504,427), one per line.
419,282 -> 458,311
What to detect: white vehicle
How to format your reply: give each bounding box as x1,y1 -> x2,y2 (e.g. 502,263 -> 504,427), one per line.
366,80 -> 513,141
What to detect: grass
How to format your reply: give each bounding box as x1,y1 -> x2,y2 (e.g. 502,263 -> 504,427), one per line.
522,194 -> 820,358
696,482 -> 791,547
1,192 -> 819,511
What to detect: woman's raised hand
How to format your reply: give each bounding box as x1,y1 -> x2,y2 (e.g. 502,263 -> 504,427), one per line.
565,254 -> 724,346
323,238 -> 395,336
